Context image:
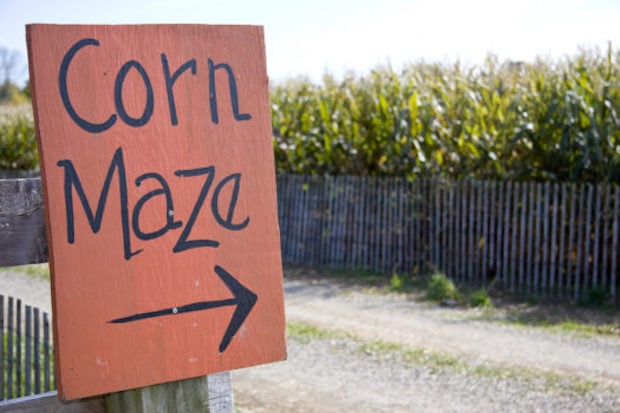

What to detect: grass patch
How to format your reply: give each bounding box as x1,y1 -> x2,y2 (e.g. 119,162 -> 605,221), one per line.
284,266 -> 619,339
286,322 -> 346,343
387,272 -> 423,293
469,288 -> 492,308
426,272 -> 460,302
5,264 -> 50,280
504,317 -> 620,338
287,321 -> 604,396
283,265 -> 427,295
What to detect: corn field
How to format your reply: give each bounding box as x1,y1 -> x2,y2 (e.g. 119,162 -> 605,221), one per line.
271,47 -> 620,183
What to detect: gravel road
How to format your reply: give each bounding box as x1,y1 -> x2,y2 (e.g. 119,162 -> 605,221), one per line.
233,272 -> 620,412
2,266 -> 620,412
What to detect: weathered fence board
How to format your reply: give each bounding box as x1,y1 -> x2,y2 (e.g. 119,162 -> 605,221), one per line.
0,179 -> 47,266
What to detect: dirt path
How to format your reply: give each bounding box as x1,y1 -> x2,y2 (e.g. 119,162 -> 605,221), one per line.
2,267 -> 620,412
281,278 -> 620,385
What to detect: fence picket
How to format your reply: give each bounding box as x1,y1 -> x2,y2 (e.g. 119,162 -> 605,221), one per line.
568,184 -> 578,299
498,181 -> 507,289
476,180 -> 484,283
468,180 -> 475,282
439,181 -> 446,274
534,183 -> 542,295
454,182 -> 462,281
481,181 -> 489,283
575,184 -> 586,301
450,180 -> 455,277
488,181 -> 496,285
601,185 -> 611,291
0,295 -> 4,401
34,307 -> 41,394
398,179 -> 405,271
16,299 -> 21,398
383,179 -> 390,272
413,178 -> 421,274
540,183 -> 552,295
527,183 -> 536,294
44,313 -> 51,392
583,184 -> 594,296
359,176 -> 367,269
548,183 -> 557,295
25,305 -> 32,396
593,184 -> 603,289
557,184 -> 566,298
612,187 -> 619,304
374,177 -> 382,272
8,297 -> 14,399
363,177 -> 370,271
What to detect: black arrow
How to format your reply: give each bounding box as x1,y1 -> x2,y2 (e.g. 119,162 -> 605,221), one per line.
109,265 -> 258,352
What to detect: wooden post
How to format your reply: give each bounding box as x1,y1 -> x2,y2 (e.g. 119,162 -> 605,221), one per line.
104,373 -> 232,412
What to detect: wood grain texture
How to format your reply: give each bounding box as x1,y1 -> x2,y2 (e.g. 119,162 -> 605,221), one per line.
103,374 -> 232,413
0,178 -> 47,267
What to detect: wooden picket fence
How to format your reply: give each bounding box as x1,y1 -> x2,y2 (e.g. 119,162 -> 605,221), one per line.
277,175 -> 619,303
0,295 -> 54,401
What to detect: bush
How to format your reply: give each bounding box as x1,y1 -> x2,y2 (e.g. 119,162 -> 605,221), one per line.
469,288 -> 492,308
426,273 -> 460,302
0,111 -> 38,171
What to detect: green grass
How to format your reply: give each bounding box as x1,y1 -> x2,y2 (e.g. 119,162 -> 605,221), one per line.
503,317 -> 620,338
286,322 -> 346,343
388,272 -> 422,292
426,272 -> 461,302
469,288 -> 492,308
6,264 -> 50,280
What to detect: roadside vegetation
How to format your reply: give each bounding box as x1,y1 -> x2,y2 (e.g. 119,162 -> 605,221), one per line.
284,265 -> 620,339
286,320 -> 603,397
2,47 -> 620,185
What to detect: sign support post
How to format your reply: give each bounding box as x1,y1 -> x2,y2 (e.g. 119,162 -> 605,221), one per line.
103,373 -> 232,412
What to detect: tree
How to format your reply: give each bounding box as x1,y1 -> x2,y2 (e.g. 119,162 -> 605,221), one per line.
0,47 -> 22,84
0,47 -> 28,103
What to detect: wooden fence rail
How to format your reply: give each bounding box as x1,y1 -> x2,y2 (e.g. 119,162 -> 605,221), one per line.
277,175 -> 620,303
0,295 -> 54,401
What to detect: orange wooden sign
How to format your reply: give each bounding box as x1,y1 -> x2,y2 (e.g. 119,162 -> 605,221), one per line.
26,24 -> 286,401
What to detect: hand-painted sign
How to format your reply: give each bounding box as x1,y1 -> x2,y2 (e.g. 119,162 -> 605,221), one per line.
26,24 -> 286,401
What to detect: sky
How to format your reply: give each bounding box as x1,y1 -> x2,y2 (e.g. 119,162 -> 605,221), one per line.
1,0 -> 620,86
